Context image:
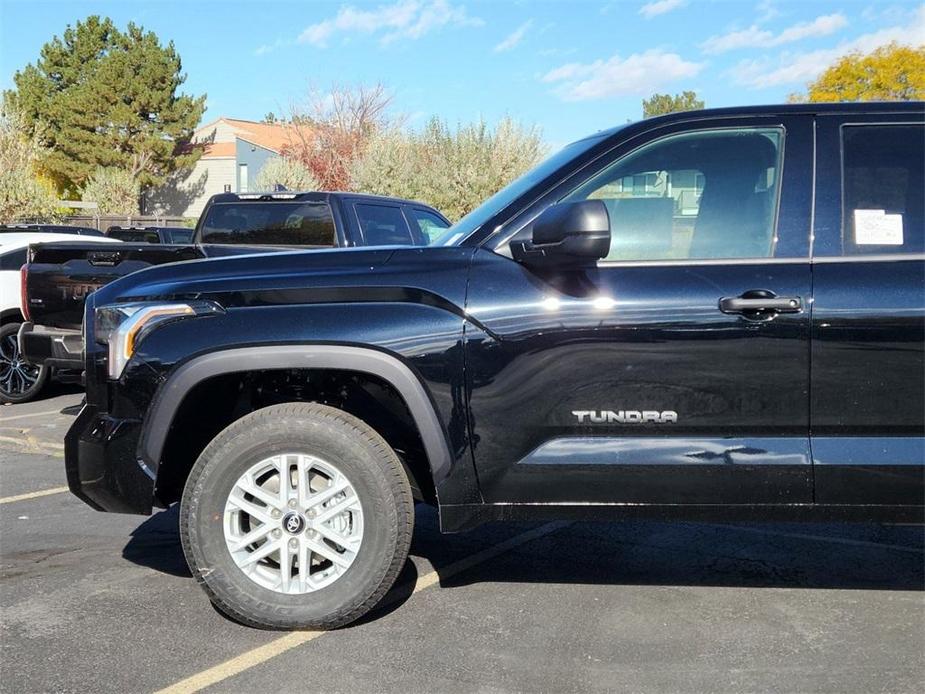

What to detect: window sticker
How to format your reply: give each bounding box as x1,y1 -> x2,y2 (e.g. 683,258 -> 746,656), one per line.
854,209 -> 904,245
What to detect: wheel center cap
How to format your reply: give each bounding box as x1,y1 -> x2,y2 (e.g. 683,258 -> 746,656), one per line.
282,512 -> 305,535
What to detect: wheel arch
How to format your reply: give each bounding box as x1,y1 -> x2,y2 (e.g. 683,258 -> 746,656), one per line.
139,345 -> 454,501
0,308 -> 23,326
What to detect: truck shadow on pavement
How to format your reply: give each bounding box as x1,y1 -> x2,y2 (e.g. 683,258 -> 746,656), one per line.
122,504 -> 924,613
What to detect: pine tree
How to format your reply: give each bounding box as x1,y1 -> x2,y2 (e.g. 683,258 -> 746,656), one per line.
7,15 -> 206,194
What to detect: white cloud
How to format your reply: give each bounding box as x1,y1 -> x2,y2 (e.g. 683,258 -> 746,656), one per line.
639,0 -> 686,20
494,19 -> 533,52
730,6 -> 925,88
254,38 -> 291,56
701,13 -> 848,54
542,49 -> 704,101
755,0 -> 781,24
298,0 -> 483,48
861,3 -> 920,24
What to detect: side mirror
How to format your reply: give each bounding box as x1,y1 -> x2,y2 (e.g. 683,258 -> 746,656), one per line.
511,200 -> 610,268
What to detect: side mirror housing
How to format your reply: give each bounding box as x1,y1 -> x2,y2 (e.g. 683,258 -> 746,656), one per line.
511,200 -> 610,268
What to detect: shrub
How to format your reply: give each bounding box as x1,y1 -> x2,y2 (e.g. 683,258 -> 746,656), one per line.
0,97 -> 59,222
283,83 -> 394,191
351,117 -> 545,221
81,167 -> 140,216
254,156 -> 320,191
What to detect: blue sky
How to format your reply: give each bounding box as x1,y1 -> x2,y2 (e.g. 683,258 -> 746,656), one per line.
1,0 -> 922,146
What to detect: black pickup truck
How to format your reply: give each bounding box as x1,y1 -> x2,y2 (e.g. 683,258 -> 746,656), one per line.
106,226 -> 195,244
1,223 -> 107,237
66,103 -> 923,630
18,191 -> 449,375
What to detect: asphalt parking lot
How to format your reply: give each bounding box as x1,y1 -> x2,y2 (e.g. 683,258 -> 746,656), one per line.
1,390 -> 923,694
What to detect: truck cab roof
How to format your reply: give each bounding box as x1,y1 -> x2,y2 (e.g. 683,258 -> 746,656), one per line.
204,190 -> 444,210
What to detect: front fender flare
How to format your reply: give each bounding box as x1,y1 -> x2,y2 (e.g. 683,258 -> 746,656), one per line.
138,345 -> 454,488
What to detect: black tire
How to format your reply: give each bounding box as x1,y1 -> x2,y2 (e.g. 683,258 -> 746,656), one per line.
180,402 -> 414,630
0,322 -> 49,404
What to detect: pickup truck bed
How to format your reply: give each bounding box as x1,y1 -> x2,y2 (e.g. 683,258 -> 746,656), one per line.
24,243 -> 205,330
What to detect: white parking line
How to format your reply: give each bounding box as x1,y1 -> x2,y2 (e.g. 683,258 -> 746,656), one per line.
0,409 -> 66,422
0,435 -> 65,458
0,486 -> 70,504
155,521 -> 571,694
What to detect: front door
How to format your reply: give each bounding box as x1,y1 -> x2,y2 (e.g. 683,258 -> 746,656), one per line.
464,117 -> 815,505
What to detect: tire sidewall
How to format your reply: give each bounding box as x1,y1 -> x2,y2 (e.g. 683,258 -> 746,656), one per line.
182,407 -> 405,626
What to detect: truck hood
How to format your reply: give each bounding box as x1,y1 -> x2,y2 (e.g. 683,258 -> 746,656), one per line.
90,245 -> 475,308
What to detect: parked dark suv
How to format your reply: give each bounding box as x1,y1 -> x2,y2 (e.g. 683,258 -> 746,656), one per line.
66,103 -> 924,629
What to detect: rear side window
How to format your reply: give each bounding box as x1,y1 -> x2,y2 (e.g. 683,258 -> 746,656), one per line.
200,202 -> 336,246
166,229 -> 194,244
355,204 -> 415,246
0,248 -> 27,271
842,124 -> 924,255
408,208 -> 450,244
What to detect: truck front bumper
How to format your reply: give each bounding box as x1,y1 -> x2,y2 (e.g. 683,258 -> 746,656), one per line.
65,403 -> 154,514
18,322 -> 84,371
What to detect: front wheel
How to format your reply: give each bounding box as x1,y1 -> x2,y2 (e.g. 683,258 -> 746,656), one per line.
0,323 -> 49,404
180,402 -> 414,629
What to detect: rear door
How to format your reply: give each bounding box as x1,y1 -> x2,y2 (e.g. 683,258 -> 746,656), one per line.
811,113 -> 925,505
465,114 -> 816,505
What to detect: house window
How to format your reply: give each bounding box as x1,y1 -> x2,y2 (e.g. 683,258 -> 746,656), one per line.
238,164 -> 248,193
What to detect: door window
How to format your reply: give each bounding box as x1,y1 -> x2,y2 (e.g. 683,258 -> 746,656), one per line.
355,204 -> 414,245
408,208 -> 450,244
562,128 -> 783,261
842,124 -> 924,255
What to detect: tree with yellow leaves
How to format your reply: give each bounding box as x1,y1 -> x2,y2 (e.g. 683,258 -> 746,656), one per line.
791,42 -> 925,102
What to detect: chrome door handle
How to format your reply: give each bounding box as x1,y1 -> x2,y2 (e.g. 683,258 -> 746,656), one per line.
719,296 -> 802,314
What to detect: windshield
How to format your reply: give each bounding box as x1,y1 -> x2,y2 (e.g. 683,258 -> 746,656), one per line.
200,202 -> 336,246
434,132 -> 612,246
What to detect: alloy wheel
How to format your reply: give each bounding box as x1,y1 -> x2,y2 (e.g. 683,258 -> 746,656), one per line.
0,330 -> 43,398
223,453 -> 364,594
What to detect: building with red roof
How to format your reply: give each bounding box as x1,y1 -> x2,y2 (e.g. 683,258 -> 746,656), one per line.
144,117 -> 309,218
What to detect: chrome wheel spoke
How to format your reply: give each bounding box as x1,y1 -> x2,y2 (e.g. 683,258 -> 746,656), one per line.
313,492 -> 359,525
305,479 -> 351,512
229,523 -> 273,552
296,455 -> 312,508
314,524 -> 361,555
238,537 -> 281,567
297,541 -> 311,592
278,542 -> 293,593
237,475 -> 282,511
227,494 -> 273,524
307,538 -> 353,569
276,455 -> 293,505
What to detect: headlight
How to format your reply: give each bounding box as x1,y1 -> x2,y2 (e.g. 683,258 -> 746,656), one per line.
95,301 -> 222,379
